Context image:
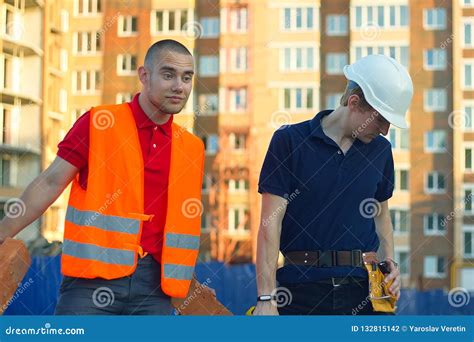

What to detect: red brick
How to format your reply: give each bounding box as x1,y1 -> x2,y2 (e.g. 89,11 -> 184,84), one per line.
171,278 -> 232,316
0,238 -> 31,315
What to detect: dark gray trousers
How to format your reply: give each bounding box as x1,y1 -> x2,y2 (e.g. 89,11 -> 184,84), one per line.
55,255 -> 173,315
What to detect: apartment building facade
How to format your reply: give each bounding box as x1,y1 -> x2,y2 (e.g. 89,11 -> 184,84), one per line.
5,0 -> 471,290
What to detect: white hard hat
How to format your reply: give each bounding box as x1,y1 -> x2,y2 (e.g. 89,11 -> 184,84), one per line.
343,54 -> 413,129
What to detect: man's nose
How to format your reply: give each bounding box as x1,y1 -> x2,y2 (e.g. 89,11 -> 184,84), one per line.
172,78 -> 184,92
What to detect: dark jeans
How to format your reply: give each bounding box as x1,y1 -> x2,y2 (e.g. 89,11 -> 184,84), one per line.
278,277 -> 393,315
55,255 -> 172,315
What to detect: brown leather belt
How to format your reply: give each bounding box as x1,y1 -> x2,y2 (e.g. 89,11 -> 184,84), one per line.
284,250 -> 364,268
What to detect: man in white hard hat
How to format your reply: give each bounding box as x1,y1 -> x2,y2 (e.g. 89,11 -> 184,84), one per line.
254,54 -> 414,315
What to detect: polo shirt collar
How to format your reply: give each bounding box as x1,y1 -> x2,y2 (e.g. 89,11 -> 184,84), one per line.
310,110 -> 365,149
129,93 -> 173,137
310,110 -> 336,143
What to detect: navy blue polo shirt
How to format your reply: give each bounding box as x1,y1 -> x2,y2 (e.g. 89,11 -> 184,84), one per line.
258,110 -> 395,284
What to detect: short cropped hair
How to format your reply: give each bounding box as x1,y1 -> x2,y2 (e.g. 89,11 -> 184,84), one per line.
144,39 -> 192,69
340,80 -> 372,110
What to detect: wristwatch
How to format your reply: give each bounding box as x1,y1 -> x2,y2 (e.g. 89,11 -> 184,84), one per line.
257,295 -> 273,302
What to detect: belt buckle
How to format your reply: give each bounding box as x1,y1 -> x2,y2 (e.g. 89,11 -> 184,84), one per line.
331,277 -> 342,287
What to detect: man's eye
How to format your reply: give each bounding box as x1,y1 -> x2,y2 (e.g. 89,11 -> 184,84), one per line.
183,76 -> 193,82
163,73 -> 173,79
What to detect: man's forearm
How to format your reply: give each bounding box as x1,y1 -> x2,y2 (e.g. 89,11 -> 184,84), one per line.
376,214 -> 394,261
256,223 -> 281,295
0,175 -> 66,239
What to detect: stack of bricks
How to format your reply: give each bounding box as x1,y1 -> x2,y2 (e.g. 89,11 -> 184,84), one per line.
0,238 -> 31,315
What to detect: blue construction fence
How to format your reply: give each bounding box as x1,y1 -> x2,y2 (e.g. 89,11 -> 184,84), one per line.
3,256 -> 474,315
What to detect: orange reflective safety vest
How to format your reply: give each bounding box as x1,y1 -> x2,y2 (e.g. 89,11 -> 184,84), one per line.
61,103 -> 204,298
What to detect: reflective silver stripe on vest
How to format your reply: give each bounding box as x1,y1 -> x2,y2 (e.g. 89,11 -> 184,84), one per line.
62,239 -> 135,266
66,206 -> 140,235
165,233 -> 200,250
163,264 -> 194,280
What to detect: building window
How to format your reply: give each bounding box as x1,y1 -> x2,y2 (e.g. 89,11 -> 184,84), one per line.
60,49 -> 68,72
199,56 -> 219,77
283,88 -> 315,111
281,47 -> 316,71
326,93 -> 342,109
73,31 -> 101,55
229,133 -> 246,151
464,185 -> 474,214
152,9 -> 190,34
326,15 -> 348,36
118,15 -> 138,36
395,249 -> 410,276
202,134 -> 218,155
229,7 -> 248,33
389,209 -> 409,234
388,127 -> 409,150
197,94 -> 218,115
201,213 -> 211,231
423,88 -> 447,112
74,0 -> 102,16
282,7 -> 316,31
464,144 -> 474,172
424,49 -> 447,70
72,70 -> 101,94
462,102 -> 474,131
116,93 -> 132,104
228,179 -> 249,193
424,213 -> 446,235
423,256 -> 446,278
0,156 -> 11,186
423,8 -> 446,30
230,47 -> 247,72
462,61 -> 474,89
425,171 -> 446,194
463,19 -> 474,47
59,89 -> 68,113
353,45 -> 409,68
353,5 -> 409,29
60,9 -> 69,33
395,168 -> 409,191
326,53 -> 347,75
200,17 -> 219,38
425,130 -> 446,153
202,174 -> 213,194
228,206 -> 249,231
462,0 -> 474,7
3,6 -> 22,40
464,226 -> 474,258
117,54 -> 137,75
229,88 -> 247,112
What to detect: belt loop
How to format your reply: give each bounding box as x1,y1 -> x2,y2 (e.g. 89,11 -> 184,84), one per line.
354,250 -> 362,267
315,250 -> 321,267
332,250 -> 338,266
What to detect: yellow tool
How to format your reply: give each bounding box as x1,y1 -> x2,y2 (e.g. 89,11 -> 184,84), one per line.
362,252 -> 397,313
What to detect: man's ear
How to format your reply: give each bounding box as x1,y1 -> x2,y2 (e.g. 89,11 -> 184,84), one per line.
347,94 -> 361,112
138,66 -> 148,85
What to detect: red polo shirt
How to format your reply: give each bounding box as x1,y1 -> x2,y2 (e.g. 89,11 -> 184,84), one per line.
57,93 -> 172,263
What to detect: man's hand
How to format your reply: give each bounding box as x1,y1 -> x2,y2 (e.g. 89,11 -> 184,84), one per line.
0,228 -> 12,245
252,301 -> 279,316
384,258 -> 400,299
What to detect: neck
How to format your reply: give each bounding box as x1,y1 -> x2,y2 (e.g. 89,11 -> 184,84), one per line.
138,92 -> 171,125
321,107 -> 355,149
